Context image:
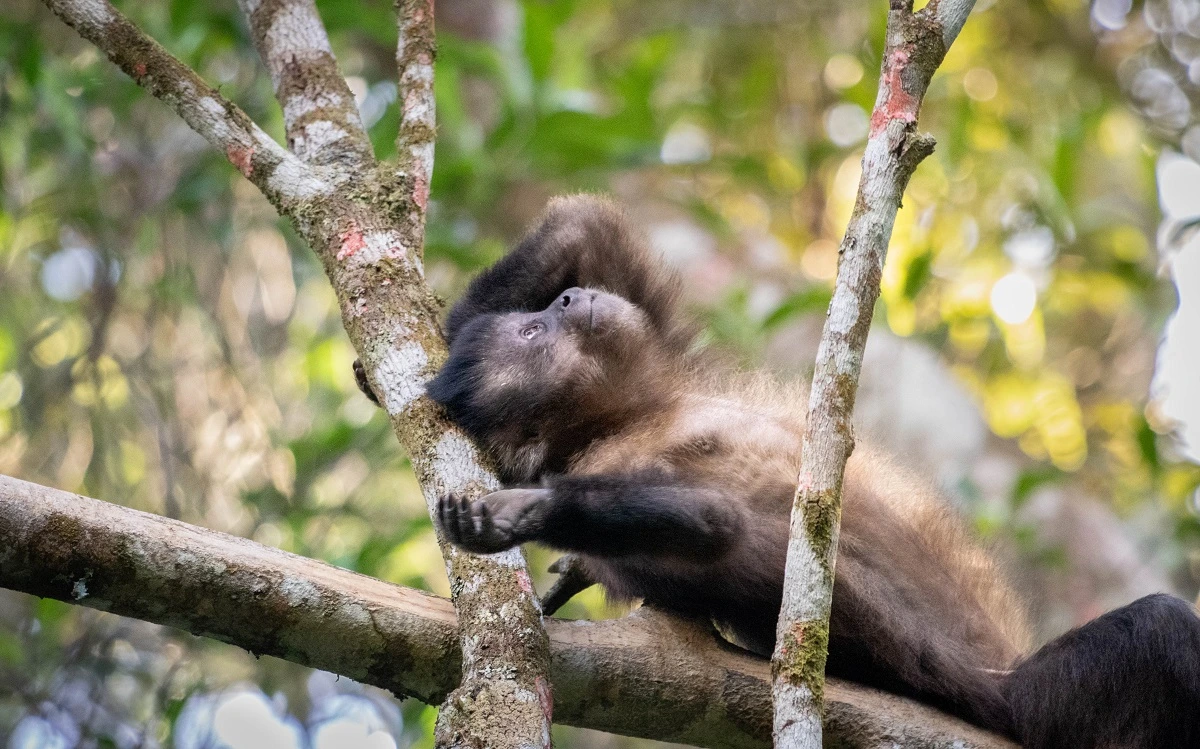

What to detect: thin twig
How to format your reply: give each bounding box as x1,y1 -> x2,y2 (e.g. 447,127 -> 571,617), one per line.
395,0 -> 437,233
40,0 -> 331,214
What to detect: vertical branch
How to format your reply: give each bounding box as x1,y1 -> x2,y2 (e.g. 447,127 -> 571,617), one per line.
237,0 -> 374,169
769,1 -> 978,747
343,4 -> 555,749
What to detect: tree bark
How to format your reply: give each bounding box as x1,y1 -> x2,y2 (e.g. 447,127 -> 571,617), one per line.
0,474 -> 1014,749
771,2 -> 980,747
38,1 -> 554,747
235,0 -> 375,169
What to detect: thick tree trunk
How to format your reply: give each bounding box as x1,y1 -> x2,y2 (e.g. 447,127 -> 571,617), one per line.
771,2 -> 980,747
0,474 -> 1015,749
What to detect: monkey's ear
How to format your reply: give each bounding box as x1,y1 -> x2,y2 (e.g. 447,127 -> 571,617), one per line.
445,195 -> 691,351
426,317 -> 486,416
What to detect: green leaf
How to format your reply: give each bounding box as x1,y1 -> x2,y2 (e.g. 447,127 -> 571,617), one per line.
902,251 -> 933,300
1011,466 -> 1065,509
762,288 -> 833,332
1136,414 -> 1160,472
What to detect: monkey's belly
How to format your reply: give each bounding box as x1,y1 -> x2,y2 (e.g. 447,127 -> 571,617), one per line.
583,555 -> 781,644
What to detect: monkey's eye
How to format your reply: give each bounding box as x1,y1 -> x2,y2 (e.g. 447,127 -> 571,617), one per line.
520,323 -> 545,340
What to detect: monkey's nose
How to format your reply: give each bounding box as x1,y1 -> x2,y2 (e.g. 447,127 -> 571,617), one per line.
560,287 -> 585,308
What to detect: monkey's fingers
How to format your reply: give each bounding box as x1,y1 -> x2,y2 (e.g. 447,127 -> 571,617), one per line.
475,500 -> 494,540
437,494 -> 461,545
456,494 -> 475,546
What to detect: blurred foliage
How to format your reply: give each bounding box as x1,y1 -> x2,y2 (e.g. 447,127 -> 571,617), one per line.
2,0 -> 1200,746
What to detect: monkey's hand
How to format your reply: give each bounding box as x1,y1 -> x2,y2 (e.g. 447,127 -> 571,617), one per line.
437,489 -> 551,554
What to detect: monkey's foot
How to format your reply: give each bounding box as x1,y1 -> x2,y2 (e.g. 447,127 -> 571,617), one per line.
352,359 -> 380,406
541,554 -> 595,615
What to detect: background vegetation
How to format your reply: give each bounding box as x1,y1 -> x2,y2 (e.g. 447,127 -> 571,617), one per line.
2,0 -> 1199,746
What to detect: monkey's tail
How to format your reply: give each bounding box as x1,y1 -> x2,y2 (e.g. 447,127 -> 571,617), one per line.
1002,593 -> 1200,749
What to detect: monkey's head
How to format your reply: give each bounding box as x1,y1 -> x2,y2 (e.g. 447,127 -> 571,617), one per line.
428,287 -> 672,480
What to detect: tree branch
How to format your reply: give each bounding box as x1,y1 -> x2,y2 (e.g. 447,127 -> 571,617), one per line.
395,0 -> 436,220
40,0 -> 333,214
236,0 -> 375,169
0,474 -> 1014,749
770,2 -> 978,747
40,1 -> 555,746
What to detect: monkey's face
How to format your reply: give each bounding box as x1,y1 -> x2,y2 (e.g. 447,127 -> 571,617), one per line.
428,288 -> 658,475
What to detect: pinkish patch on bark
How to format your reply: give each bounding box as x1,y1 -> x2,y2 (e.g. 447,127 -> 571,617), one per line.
791,621 -> 807,644
133,62 -> 147,78
413,171 -> 429,212
413,0 -> 432,24
796,471 -> 814,494
403,89 -> 426,119
516,568 -> 534,595
337,229 -> 367,261
869,48 -> 918,136
535,675 -> 554,734
226,146 -> 255,178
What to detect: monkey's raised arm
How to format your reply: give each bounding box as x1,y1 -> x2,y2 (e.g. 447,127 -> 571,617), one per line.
438,473 -> 744,559
446,196 -> 690,350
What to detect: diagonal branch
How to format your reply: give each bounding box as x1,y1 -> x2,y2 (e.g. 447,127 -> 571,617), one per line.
40,0 -> 332,215
770,1 -> 978,747
0,474 -> 1014,749
236,0 -> 375,170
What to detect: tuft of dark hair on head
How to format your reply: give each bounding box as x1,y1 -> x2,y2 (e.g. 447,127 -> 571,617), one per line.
444,195 -> 692,352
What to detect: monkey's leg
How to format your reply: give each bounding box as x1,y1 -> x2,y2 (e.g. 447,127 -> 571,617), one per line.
438,475 -> 743,558
540,555 -> 595,615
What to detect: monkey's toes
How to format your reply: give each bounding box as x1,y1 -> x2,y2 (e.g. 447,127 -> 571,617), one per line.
352,359 -> 380,405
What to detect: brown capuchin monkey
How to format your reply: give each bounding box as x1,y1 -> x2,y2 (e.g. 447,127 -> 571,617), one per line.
359,195 -> 1200,748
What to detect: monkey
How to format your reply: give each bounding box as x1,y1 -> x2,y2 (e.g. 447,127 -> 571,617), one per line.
361,195 -> 1200,748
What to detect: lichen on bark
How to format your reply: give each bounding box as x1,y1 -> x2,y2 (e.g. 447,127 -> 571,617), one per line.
774,619 -> 832,709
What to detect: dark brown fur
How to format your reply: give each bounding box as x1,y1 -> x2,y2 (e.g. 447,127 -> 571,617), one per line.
420,195 -> 1200,748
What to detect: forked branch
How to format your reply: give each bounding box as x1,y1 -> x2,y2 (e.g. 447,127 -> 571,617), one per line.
39,1 -> 555,747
